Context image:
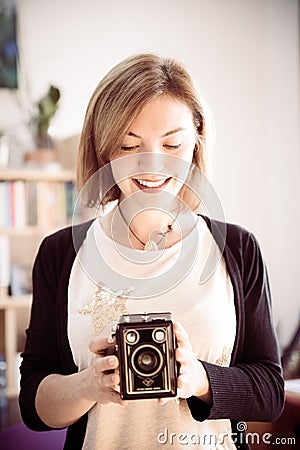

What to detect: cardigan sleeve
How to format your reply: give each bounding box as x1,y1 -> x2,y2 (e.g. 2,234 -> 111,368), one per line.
187,228 -> 285,423
19,232 -> 74,431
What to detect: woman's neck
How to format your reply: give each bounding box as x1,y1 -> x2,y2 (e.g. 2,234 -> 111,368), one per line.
100,200 -> 197,251
119,201 -> 180,250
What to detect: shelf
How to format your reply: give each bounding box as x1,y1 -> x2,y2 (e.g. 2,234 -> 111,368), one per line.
7,386 -> 20,398
0,297 -> 31,399
0,225 -> 72,237
0,168 -> 76,398
0,294 -> 32,310
0,167 -> 76,182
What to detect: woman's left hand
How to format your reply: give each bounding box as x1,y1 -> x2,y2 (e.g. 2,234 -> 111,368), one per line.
159,322 -> 212,405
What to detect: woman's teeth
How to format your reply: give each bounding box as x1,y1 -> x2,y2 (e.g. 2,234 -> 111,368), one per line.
135,178 -> 169,188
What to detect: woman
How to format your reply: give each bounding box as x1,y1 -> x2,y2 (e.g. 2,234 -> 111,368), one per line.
19,54 -> 284,449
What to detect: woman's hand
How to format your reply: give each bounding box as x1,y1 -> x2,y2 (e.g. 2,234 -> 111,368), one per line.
159,322 -> 212,405
87,335 -> 124,405
35,335 -> 123,429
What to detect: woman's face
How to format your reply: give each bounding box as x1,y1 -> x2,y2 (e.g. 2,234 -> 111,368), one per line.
110,95 -> 197,203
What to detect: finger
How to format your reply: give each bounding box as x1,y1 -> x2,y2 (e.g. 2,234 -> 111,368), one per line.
177,374 -> 193,399
177,373 -> 188,389
101,371 -> 121,388
94,355 -> 119,373
175,346 -> 189,363
158,397 -> 174,405
174,322 -> 189,346
175,347 -> 186,363
89,335 -> 115,355
108,389 -> 126,405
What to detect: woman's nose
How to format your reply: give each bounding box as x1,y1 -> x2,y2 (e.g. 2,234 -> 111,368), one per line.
138,151 -> 164,173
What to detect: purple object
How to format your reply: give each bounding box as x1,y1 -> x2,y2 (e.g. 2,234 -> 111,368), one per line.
0,422 -> 67,450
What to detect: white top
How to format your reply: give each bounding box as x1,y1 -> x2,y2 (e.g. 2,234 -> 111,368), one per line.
68,213 -> 236,449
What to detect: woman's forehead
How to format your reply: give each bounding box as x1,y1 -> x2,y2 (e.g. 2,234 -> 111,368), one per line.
127,96 -> 195,136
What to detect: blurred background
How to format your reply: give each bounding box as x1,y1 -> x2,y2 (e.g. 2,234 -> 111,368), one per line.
0,0 -> 299,383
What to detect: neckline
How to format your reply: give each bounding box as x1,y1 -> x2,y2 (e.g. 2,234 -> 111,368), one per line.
95,206 -> 201,254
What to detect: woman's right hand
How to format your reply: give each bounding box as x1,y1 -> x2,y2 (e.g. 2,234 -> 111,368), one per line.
87,335 -> 124,405
35,335 -> 124,428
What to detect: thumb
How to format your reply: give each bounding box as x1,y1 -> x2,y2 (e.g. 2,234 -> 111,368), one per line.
89,335 -> 115,356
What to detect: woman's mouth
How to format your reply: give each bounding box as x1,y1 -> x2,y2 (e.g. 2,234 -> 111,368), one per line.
133,177 -> 172,190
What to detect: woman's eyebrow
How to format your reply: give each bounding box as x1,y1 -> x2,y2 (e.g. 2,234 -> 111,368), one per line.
161,127 -> 187,138
127,128 -> 187,139
128,131 -> 142,138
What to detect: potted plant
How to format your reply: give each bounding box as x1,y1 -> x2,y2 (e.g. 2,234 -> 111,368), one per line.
25,85 -> 61,165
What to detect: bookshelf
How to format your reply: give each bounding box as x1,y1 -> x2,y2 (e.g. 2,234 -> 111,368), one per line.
0,167 -> 76,397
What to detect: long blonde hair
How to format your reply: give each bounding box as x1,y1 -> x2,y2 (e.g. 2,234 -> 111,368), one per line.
77,53 -> 209,207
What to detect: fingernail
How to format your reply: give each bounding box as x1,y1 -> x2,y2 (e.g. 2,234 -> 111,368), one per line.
108,356 -> 115,366
107,336 -> 115,344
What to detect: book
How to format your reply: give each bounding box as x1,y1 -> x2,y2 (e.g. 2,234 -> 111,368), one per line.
13,180 -> 26,228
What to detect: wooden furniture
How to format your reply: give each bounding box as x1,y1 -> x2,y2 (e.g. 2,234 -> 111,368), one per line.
0,168 -> 75,397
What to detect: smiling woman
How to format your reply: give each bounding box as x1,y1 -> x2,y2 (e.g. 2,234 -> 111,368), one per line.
115,99 -> 194,187
19,53 -> 284,450
105,96 -> 198,250
76,53 -> 207,208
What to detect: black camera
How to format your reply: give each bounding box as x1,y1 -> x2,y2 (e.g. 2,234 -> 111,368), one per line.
114,312 -> 177,400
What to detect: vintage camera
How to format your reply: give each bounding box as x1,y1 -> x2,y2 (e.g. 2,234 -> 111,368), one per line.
114,312 -> 177,400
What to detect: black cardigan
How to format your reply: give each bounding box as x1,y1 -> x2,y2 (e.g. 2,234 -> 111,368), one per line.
19,217 -> 285,449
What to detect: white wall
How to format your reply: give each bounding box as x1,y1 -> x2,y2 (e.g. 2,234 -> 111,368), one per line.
0,0 -> 299,348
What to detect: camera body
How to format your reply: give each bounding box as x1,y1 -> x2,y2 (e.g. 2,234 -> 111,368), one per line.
114,312 -> 177,400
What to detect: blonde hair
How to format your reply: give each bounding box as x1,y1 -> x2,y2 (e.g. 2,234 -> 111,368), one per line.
77,53 -> 209,207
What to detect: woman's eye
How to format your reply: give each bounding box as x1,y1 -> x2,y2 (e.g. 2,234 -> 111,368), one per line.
163,143 -> 182,150
120,145 -> 139,151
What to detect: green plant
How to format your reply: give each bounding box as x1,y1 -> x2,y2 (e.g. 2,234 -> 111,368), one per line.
33,85 -> 60,148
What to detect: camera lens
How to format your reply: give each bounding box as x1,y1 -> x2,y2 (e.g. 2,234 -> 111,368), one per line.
125,330 -> 139,344
131,344 -> 164,377
153,328 -> 166,343
138,351 -> 157,371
